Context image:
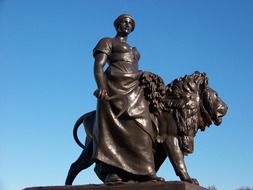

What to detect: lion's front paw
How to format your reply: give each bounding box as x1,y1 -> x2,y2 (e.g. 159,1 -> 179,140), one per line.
184,178 -> 199,186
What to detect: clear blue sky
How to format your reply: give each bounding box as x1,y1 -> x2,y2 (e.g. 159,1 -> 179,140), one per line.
1,1 -> 253,190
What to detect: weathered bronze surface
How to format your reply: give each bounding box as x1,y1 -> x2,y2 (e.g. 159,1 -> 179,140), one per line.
65,14 -> 228,186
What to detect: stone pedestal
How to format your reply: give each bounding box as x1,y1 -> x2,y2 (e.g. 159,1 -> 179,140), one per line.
23,181 -> 208,190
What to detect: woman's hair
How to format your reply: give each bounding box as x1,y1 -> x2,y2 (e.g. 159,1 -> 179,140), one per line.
113,14 -> 135,32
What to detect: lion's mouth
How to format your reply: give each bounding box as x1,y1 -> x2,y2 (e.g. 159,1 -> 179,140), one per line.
213,105 -> 228,125
214,117 -> 222,126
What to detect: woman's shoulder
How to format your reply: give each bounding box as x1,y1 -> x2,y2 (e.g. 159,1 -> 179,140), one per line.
95,37 -> 114,47
94,37 -> 113,57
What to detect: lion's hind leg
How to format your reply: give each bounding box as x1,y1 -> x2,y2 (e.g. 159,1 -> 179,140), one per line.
65,141 -> 94,185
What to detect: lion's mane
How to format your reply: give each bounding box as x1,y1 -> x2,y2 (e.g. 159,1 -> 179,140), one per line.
140,71 -> 210,154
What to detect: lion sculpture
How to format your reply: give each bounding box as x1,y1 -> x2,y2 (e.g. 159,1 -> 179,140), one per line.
65,71 -> 227,185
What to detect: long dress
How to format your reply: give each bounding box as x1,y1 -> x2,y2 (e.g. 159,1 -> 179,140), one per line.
92,37 -> 156,179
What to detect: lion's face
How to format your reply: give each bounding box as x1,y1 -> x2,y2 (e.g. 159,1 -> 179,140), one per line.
202,87 -> 228,126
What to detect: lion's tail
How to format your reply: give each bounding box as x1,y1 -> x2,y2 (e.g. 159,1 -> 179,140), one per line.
73,114 -> 86,149
73,111 -> 96,149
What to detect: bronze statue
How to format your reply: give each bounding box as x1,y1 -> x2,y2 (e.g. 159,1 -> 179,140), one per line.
65,14 -> 228,186
65,71 -> 227,185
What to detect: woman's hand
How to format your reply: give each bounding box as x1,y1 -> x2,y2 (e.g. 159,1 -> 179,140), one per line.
93,89 -> 108,100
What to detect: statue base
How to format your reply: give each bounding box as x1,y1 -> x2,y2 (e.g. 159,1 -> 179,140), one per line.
23,181 -> 208,190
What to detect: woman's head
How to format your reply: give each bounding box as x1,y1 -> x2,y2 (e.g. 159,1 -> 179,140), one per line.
114,14 -> 135,35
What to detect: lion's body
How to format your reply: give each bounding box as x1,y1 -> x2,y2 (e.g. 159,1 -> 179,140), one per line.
65,72 -> 227,185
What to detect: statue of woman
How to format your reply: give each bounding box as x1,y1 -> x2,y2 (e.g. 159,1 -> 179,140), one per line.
92,14 -> 161,184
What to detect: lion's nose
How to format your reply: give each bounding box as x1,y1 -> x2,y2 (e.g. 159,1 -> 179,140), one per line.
218,100 -> 228,116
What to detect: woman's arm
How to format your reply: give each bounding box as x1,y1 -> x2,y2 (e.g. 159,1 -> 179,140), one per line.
93,53 -> 108,99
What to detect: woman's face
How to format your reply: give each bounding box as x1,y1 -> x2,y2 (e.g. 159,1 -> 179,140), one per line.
116,17 -> 134,36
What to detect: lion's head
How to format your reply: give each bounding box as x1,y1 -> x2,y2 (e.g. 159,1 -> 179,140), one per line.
164,71 -> 228,154
201,87 -> 228,128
